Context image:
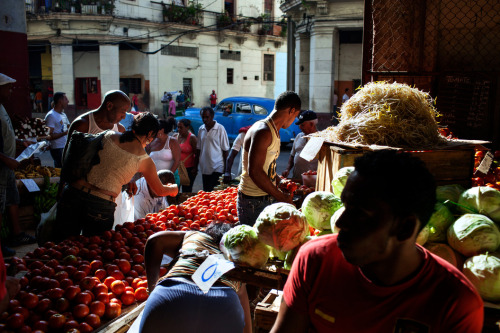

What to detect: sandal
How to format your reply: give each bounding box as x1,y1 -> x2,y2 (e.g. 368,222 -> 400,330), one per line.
8,232 -> 37,247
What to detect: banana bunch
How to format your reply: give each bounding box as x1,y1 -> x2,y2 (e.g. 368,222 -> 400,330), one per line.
15,165 -> 61,179
34,182 -> 59,222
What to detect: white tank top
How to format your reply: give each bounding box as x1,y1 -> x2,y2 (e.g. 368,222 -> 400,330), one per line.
150,136 -> 174,171
88,112 -> 119,134
238,118 -> 280,197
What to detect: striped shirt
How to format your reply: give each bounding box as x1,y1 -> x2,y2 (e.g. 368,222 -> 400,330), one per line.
164,231 -> 241,292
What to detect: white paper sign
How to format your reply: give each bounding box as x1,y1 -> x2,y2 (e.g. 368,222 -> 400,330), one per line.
192,254 -> 235,294
20,179 -> 40,192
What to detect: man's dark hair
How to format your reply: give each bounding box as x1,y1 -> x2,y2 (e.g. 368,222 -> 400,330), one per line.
120,112 -> 160,143
103,90 -> 129,106
204,222 -> 236,244
158,169 -> 175,185
353,150 -> 436,231
53,92 -> 65,106
200,106 -> 215,117
275,91 -> 301,111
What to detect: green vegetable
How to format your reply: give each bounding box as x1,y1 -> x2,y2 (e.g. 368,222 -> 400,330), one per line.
416,224 -> 430,246
427,203 -> 455,243
223,225 -> 270,268
463,253 -> 500,301
447,214 -> 500,257
330,206 -> 344,234
255,203 -> 309,252
425,242 -> 464,269
331,167 -> 355,198
301,191 -> 343,231
436,184 -> 465,204
458,186 -> 500,223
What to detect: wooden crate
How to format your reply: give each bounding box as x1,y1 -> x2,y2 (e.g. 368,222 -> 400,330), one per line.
254,289 -> 283,332
316,144 -> 476,192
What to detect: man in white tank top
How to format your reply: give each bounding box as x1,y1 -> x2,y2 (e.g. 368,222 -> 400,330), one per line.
60,90 -> 131,195
237,91 -> 302,226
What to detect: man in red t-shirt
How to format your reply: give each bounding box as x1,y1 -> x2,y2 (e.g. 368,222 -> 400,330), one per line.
209,90 -> 217,108
271,150 -> 484,333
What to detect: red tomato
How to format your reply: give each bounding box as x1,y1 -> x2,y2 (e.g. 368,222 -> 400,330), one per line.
134,287 -> 148,302
21,293 -> 39,309
7,313 -> 25,329
85,313 -> 101,329
90,301 -> 106,317
74,291 -> 93,305
120,291 -> 135,306
110,280 -> 125,295
104,302 -> 122,319
73,304 -> 90,319
48,313 -> 67,329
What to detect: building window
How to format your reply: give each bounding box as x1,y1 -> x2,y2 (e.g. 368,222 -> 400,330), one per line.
263,54 -> 274,81
220,50 -> 241,61
183,78 -> 193,100
161,45 -> 198,58
227,68 -> 234,84
120,78 -> 142,94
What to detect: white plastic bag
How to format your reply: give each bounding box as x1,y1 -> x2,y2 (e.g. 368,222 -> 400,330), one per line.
113,191 -> 135,228
36,203 -> 57,246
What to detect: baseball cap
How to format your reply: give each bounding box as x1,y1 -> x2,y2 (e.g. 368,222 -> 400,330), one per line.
0,73 -> 16,86
296,110 -> 317,125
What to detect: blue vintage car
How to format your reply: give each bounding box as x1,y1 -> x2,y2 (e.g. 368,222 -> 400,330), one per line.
177,96 -> 301,144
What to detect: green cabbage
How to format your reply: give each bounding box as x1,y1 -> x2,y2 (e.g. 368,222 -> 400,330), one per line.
255,203 -> 309,252
425,242 -> 464,269
458,186 -> 500,223
223,225 -> 270,268
283,236 -> 313,270
463,253 -> 500,301
436,184 -> 465,204
330,206 -> 344,234
301,191 -> 343,231
427,203 -> 456,243
416,224 -> 430,246
331,167 -> 355,198
447,214 -> 500,257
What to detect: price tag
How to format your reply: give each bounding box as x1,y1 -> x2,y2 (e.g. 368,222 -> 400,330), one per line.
20,179 -> 40,192
192,254 -> 235,294
475,151 -> 494,175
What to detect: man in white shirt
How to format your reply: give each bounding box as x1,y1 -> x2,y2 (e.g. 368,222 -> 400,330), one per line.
45,92 -> 70,168
342,88 -> 350,104
133,170 -> 175,220
194,107 -> 229,192
282,110 -> 319,182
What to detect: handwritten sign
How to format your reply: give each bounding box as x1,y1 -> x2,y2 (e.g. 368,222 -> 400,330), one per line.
192,254 -> 235,294
20,179 -> 40,192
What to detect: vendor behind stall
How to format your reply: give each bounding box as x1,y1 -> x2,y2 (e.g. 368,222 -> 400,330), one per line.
237,91 -> 301,226
134,169 -> 175,220
281,110 -> 318,182
271,150 -> 484,333
55,112 -> 178,241
140,222 -> 252,333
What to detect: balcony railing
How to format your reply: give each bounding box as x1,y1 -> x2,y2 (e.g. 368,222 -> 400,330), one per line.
26,0 -> 115,15
162,3 -> 203,26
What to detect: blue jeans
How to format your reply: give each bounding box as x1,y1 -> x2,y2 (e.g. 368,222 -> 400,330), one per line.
54,186 -> 116,241
50,148 -> 63,168
140,278 -> 244,333
237,191 -> 275,226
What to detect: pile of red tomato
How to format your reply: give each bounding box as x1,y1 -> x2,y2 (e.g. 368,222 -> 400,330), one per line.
472,150 -> 500,190
1,221 -> 160,332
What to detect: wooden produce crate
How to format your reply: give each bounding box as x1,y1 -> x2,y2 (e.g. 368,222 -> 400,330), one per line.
316,144 -> 476,192
254,289 -> 283,332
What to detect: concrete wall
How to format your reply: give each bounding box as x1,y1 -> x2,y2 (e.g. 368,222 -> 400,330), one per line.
338,43 -> 362,81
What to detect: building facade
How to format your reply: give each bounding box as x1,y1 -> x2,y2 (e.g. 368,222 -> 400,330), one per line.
280,0 -> 363,123
26,0 -> 287,118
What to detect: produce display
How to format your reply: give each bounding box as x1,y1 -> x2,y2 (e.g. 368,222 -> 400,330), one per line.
15,165 -> 61,179
2,222 -> 153,333
223,225 -> 270,269
301,191 -> 342,231
34,182 -> 59,223
314,82 -> 446,149
13,118 -> 50,140
472,150 -> 500,190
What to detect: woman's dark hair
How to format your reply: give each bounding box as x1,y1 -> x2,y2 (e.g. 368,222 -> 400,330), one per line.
158,118 -> 176,135
120,112 -> 160,143
178,118 -> 194,133
204,221 -> 235,244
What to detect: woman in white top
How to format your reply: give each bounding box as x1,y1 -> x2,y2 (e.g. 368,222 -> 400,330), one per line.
147,118 -> 181,187
55,112 -> 178,241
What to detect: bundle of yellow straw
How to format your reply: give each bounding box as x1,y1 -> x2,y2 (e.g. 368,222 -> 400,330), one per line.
316,81 -> 446,149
